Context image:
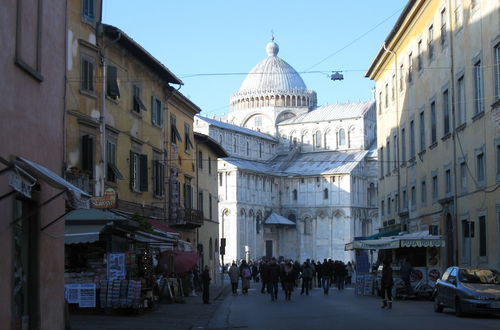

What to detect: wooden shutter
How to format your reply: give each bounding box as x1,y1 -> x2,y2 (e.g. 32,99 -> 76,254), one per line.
160,102 -> 165,127
107,65 -> 119,98
139,154 -> 148,191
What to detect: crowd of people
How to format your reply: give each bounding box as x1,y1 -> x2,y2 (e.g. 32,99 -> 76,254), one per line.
226,258 -> 355,302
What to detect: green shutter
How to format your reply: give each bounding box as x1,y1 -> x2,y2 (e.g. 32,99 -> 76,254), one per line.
160,102 -> 165,127
139,154 -> 148,192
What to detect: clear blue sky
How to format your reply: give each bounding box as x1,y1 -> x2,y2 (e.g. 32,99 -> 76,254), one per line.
103,0 -> 405,117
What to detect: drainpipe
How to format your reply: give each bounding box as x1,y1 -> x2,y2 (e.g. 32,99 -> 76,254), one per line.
382,43 -> 401,231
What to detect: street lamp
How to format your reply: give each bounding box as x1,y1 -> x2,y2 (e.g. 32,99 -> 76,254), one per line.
330,71 -> 344,81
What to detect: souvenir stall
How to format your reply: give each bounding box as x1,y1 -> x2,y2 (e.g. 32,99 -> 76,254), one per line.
346,231 -> 445,297
64,209 -> 178,311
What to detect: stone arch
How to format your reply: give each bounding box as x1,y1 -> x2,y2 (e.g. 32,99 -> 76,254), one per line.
314,129 -> 322,148
240,208 -> 246,216
303,216 -> 312,235
286,95 -> 291,106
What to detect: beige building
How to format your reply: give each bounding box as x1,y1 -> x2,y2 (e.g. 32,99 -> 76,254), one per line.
194,132 -> 228,282
366,0 -> 500,270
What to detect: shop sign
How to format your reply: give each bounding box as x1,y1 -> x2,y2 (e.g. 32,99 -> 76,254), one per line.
8,173 -> 32,198
91,188 -> 117,209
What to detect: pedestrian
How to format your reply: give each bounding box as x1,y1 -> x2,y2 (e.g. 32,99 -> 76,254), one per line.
316,261 -> 322,288
322,259 -> 332,295
282,261 -> 295,301
240,260 -> 252,294
202,265 -> 211,304
380,259 -> 394,309
259,259 -> 269,294
267,257 -> 280,301
310,260 -> 316,290
400,257 -> 413,296
300,259 -> 313,296
252,262 -> 259,283
228,262 -> 240,295
335,261 -> 346,290
346,262 -> 353,285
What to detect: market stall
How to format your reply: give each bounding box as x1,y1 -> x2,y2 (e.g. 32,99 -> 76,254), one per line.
346,231 -> 445,297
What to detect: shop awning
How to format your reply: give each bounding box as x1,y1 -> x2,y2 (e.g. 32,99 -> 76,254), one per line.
174,250 -> 198,274
66,208 -> 127,221
345,231 -> 445,250
264,212 -> 296,226
65,223 -> 109,244
365,229 -> 400,240
16,157 -> 90,208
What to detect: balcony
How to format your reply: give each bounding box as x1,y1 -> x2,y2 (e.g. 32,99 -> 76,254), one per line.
169,207 -> 203,228
65,171 -> 93,195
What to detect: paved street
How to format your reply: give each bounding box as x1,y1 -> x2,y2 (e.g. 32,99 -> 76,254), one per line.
209,284 -> 500,330
70,280 -> 499,330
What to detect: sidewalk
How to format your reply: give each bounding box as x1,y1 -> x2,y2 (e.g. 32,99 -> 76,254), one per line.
69,280 -> 230,330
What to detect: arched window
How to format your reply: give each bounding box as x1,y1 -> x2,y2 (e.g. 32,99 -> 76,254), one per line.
246,141 -> 250,155
338,128 -> 346,146
256,215 -> 262,234
324,131 -> 329,149
304,218 -> 312,235
348,129 -> 352,148
292,189 -> 298,200
315,131 -> 322,148
219,134 -> 223,143
324,188 -> 329,199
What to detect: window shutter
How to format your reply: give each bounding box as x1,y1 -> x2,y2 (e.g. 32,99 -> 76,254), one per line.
151,96 -> 157,125
139,154 -> 148,191
81,135 -> 94,177
107,65 -> 119,98
129,151 -> 135,190
160,102 -> 165,127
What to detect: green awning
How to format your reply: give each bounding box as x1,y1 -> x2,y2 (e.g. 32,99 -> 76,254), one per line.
365,229 -> 400,240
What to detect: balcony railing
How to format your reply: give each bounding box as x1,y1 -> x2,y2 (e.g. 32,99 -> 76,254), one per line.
169,207 -> 203,228
65,172 -> 93,195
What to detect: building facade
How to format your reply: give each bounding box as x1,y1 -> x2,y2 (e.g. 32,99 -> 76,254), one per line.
195,41 -> 379,264
366,0 -> 500,270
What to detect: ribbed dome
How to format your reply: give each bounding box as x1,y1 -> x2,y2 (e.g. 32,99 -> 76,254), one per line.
238,41 -> 307,93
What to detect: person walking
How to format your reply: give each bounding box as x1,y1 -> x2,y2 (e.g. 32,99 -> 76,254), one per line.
316,261 -> 322,288
202,265 -> 211,304
381,259 -> 394,309
228,262 -> 240,295
267,257 -> 280,301
240,260 -> 252,294
322,259 -> 332,295
282,261 -> 295,301
259,259 -> 269,294
300,259 -> 313,296
310,260 -> 316,290
335,261 -> 346,290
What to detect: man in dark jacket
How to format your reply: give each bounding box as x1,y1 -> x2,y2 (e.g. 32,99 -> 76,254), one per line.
267,257 -> 280,301
259,259 -> 269,293
322,259 -> 333,295
381,259 -> 394,309
201,265 -> 211,304
300,260 -> 313,295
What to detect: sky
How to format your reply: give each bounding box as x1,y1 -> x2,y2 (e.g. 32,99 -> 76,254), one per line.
103,0 -> 405,118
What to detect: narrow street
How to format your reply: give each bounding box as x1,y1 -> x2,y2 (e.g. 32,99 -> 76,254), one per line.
209,284 -> 500,330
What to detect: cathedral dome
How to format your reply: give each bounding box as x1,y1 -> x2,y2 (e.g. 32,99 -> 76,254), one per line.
238,41 -> 307,93
230,40 -> 316,112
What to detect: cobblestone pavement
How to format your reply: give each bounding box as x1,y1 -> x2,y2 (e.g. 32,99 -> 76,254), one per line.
69,283 -> 231,330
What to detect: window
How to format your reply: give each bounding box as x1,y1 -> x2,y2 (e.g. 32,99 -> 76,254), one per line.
417,40 -> 423,71
421,179 -> 427,205
457,75 -> 466,126
338,128 -> 346,146
445,169 -> 451,194
443,89 -> 450,135
387,197 -> 391,214
130,151 -> 148,192
233,137 -> 237,153
430,101 -> 437,144
428,25 -> 434,61
259,143 -> 262,158
153,159 -> 164,196
440,8 -> 447,46
106,65 -> 120,99
209,194 -> 213,220
381,200 -> 385,216
455,0 -> 463,27
323,188 -> 329,199
106,140 -> 123,182
386,141 -> 390,172
393,135 -> 398,170
293,189 -> 298,201
402,189 -> 407,209
401,128 -> 406,162
208,156 -> 212,175
419,111 -> 425,152
385,83 -> 389,108
81,134 -> 94,178
460,161 -> 467,192
184,124 -> 193,152
219,173 -> 223,187
391,75 -> 396,100
380,147 -> 384,177
254,116 -> 262,127
378,92 -> 382,114
473,60 -> 484,114
411,185 -> 416,209
399,64 -> 404,91
198,191 -> 204,213
432,174 -> 438,201
81,55 -> 95,93
479,215 -> 486,257
198,151 -> 203,169
151,96 -> 164,127
315,131 -> 321,148
184,178 -> 193,208
132,85 -> 146,113
170,115 -> 181,144
410,120 -> 415,158
495,44 -> 500,100
476,150 -> 485,185
246,142 -> 249,156
408,53 -> 413,83
82,0 -> 95,21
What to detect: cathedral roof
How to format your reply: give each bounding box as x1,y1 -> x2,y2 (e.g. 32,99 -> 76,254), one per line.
237,41 -> 308,93
196,115 -> 277,141
278,101 -> 375,125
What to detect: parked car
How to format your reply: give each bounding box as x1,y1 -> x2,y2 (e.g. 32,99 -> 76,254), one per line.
434,266 -> 500,316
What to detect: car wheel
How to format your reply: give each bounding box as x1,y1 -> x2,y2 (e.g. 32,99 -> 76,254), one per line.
433,296 -> 443,313
455,297 -> 464,317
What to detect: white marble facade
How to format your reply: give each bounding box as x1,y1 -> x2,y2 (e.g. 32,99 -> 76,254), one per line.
194,40 -> 378,264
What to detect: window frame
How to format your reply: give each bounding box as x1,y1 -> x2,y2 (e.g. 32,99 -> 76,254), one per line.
80,54 -> 96,95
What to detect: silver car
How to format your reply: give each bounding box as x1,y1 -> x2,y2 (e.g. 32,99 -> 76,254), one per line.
434,266 -> 500,316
